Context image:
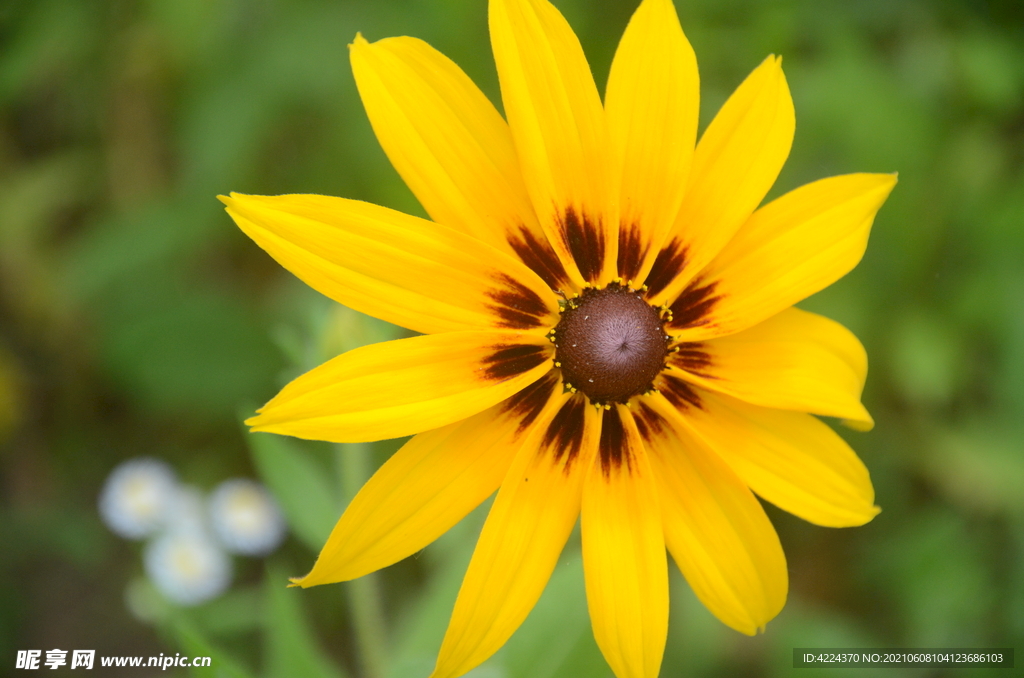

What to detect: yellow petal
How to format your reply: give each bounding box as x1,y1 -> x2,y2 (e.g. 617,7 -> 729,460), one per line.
581,406 -> 668,678
682,390 -> 879,527
490,0 -> 614,286
349,35 -> 571,291
247,331 -> 553,443
222,193 -> 559,335
294,373 -> 562,587
668,307 -> 873,428
431,395 -> 601,678
646,55 -> 794,303
637,395 -> 787,635
605,0 -> 698,286
667,173 -> 897,340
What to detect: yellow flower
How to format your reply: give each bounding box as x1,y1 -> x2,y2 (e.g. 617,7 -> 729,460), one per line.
221,0 -> 895,675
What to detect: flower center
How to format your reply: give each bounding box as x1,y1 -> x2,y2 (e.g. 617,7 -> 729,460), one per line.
553,284 -> 669,404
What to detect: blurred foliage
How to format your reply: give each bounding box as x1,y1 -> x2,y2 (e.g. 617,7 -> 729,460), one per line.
1,0 -> 1022,676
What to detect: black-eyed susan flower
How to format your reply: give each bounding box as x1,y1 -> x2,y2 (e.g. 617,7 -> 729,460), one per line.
221,0 -> 895,674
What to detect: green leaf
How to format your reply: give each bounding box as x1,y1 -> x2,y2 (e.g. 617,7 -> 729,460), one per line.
766,602 -> 892,678
387,506 -> 484,678
926,423 -> 1024,515
190,588 -> 262,637
96,277 -> 282,419
264,564 -> 348,678
247,432 -> 338,552
502,549 -> 611,678
170,616 -> 257,678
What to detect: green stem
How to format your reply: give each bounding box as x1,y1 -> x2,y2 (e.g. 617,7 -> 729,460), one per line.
336,443 -> 388,678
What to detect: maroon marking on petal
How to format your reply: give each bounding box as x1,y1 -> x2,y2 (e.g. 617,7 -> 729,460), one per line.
617,222 -> 646,282
486,273 -> 551,330
598,407 -> 632,477
508,225 -> 570,291
632,401 -> 666,442
644,239 -> 687,298
671,341 -> 715,378
482,344 -> 549,381
668,277 -> 721,330
501,371 -> 558,436
659,374 -> 703,411
559,207 -> 605,284
541,395 -> 586,469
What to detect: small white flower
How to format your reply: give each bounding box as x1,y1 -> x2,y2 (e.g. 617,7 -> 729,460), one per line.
144,531 -> 232,606
98,458 -> 178,540
208,479 -> 286,556
165,484 -> 210,536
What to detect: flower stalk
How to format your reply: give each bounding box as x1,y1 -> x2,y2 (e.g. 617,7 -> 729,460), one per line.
336,443 -> 388,678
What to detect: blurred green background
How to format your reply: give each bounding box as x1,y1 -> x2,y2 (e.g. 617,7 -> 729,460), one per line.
1,0 -> 1022,676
